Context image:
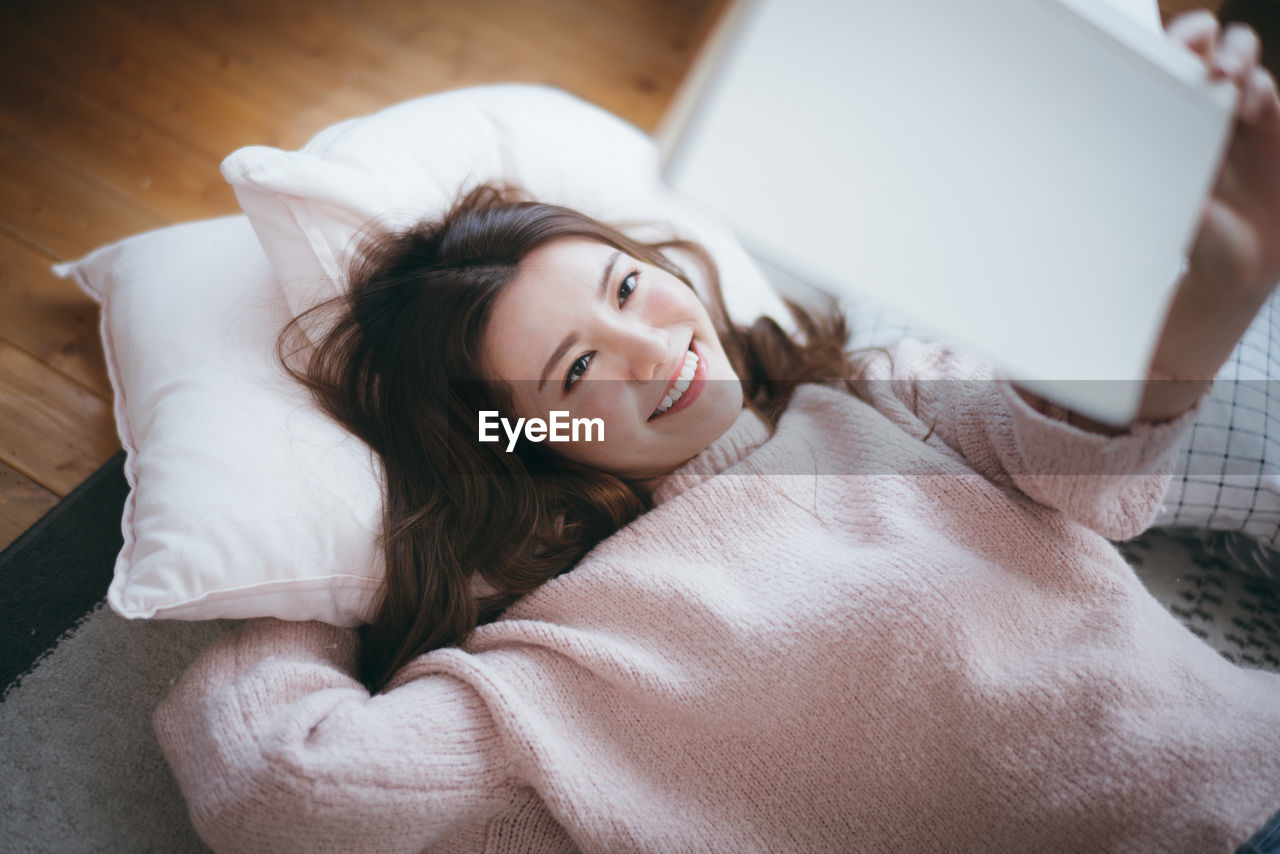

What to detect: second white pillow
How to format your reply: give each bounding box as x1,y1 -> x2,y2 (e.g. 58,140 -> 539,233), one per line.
222,83 -> 789,339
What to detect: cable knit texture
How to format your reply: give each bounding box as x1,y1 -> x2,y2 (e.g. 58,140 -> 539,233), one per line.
154,341 -> 1280,853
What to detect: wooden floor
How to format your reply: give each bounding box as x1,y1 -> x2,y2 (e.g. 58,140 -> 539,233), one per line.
0,0 -> 727,550
0,0 -> 1225,551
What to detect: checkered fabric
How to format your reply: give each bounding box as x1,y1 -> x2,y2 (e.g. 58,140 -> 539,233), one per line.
1154,291 -> 1280,573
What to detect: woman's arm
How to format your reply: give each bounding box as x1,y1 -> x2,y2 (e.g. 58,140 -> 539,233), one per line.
153,619 -> 521,854
1020,12 -> 1280,430
1150,12 -> 1280,410
855,340 -> 1196,539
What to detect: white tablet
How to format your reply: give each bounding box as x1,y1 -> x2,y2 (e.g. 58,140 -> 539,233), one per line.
661,0 -> 1235,423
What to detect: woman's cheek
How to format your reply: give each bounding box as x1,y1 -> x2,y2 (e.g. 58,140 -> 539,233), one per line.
590,393 -> 632,434
562,397 -> 632,466
564,390 -> 629,441
643,281 -> 689,318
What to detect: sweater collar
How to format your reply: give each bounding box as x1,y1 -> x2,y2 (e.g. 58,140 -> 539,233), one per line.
650,406 -> 772,506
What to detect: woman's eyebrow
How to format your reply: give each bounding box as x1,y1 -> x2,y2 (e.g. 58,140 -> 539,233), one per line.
596,250 -> 621,299
538,332 -> 579,392
536,250 -> 622,392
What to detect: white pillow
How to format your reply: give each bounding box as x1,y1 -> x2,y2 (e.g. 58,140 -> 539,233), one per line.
223,83 -> 787,337
57,216 -> 383,625
57,84 -> 788,625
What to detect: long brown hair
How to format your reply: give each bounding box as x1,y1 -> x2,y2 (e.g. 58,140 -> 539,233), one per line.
280,183 -> 859,692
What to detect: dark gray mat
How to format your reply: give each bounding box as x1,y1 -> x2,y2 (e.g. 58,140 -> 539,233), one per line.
1,451 -> 128,695
0,453 -> 234,852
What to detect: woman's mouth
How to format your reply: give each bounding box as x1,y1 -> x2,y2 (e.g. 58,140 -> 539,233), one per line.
649,343 -> 706,421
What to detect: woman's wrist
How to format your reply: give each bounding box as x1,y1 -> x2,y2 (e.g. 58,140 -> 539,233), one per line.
1013,378 -> 1206,436
1138,265 -> 1265,422
1013,385 -> 1130,436
1134,373 -> 1212,424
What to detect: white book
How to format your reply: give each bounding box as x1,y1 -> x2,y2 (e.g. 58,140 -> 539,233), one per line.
659,0 -> 1237,424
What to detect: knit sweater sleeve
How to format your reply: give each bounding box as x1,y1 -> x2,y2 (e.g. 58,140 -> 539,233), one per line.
852,340 -> 1199,540
153,618 -> 522,854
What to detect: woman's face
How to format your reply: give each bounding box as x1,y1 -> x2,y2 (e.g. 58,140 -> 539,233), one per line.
482,237 -> 743,480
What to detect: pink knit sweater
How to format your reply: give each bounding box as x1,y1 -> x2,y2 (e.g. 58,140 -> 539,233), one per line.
155,342 -> 1280,853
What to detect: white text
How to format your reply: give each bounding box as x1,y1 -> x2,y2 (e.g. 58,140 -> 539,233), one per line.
478,411 -> 604,452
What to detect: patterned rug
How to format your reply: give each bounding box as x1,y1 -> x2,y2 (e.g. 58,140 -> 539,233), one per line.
1121,531 -> 1280,672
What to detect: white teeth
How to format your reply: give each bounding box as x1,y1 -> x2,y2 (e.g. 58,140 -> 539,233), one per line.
652,348 -> 700,418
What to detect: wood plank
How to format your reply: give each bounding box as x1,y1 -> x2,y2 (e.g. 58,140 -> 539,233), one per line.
211,0 -> 457,102
0,230 -> 111,399
98,0 -> 407,111
0,461 -> 60,552
1160,0 -> 1224,21
0,10 -> 291,161
453,2 -> 702,85
66,0 -> 447,144
0,339 -> 119,496
105,0 -> 710,131
0,133 -> 168,261
0,57 -> 237,223
362,0 -> 710,130
3,0 -> 713,152
96,0 -> 388,142
0,0 -> 394,158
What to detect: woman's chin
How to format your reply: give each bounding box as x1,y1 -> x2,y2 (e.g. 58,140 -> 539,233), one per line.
556,379 -> 744,481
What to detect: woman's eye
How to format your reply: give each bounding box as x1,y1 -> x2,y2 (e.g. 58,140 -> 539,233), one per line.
617,271 -> 639,307
564,352 -> 594,392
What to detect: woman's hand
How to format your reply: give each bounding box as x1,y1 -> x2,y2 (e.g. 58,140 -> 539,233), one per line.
1140,11 -> 1280,422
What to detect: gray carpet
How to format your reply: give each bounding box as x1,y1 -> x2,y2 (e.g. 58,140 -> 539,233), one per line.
0,449 -> 233,852
0,605 -> 234,854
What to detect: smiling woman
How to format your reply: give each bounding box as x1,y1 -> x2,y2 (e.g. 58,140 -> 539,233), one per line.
278,182 -> 855,691
149,11 -> 1280,853
483,236 -> 744,478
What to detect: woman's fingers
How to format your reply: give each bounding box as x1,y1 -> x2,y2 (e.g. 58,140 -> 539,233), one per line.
1241,64 -> 1280,124
1167,9 -> 1220,60
1166,14 -> 1273,123
1213,24 -> 1277,126
1216,22 -> 1261,83
1166,13 -> 1261,83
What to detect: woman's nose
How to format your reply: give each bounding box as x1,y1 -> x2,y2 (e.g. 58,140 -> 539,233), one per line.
609,323 -> 668,383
